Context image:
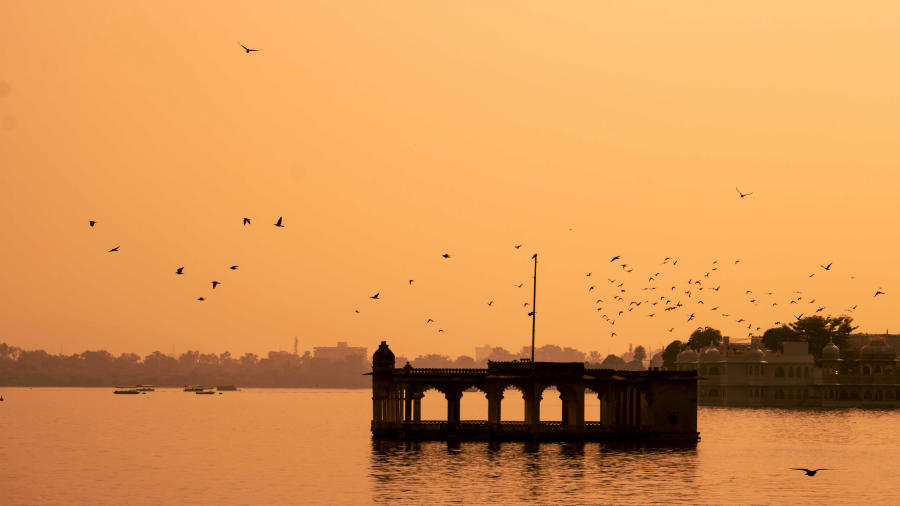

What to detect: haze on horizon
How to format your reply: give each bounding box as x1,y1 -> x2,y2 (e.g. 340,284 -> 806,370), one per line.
2,1 -> 898,359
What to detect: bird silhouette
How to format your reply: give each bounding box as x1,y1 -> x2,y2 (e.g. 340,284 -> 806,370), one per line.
175,267 -> 184,275
89,220 -> 96,227
487,300 -> 493,306
524,302 -> 530,307
426,318 -> 434,323
408,279 -> 414,285
354,309 -> 360,313
874,290 -> 885,297
230,265 -> 239,270
370,293 -> 380,299
239,43 -> 260,53
586,272 -> 592,277
610,256 -> 620,262
438,329 -> 444,333
197,297 -> 205,301
527,311 -> 535,316
514,244 -> 522,249
736,187 -> 753,198
442,253 -> 451,258
243,217 -> 251,226
211,281 -> 220,289
108,246 -> 119,252
821,262 -> 832,271
791,468 -> 828,477
516,283 -> 524,288
274,217 -> 284,227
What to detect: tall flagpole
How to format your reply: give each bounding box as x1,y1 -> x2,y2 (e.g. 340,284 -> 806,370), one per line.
531,253 -> 537,365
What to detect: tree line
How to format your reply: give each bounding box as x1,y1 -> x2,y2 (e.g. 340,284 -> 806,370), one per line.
0,344 -> 370,388
660,315 -> 858,370
0,342 -> 652,387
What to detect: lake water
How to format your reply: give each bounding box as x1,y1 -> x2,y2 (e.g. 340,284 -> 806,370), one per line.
2,387 -> 898,504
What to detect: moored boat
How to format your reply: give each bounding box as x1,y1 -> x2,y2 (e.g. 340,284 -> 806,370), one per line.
113,389 -> 140,394
183,385 -> 204,392
216,385 -> 238,391
195,390 -> 215,395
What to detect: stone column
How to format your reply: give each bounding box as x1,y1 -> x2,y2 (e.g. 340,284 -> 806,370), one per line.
571,384 -> 585,428
446,390 -> 462,425
413,394 -> 422,422
404,388 -> 413,423
487,389 -> 503,427
560,391 -> 569,425
523,387 -> 541,426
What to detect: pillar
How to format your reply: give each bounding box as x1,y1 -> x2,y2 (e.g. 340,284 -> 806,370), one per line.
404,388 -> 413,423
560,392 -> 569,425
523,387 -> 541,426
446,390 -> 462,425
487,389 -> 503,426
413,394 -> 422,422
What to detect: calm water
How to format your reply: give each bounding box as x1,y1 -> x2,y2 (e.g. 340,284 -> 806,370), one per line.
2,387 -> 898,505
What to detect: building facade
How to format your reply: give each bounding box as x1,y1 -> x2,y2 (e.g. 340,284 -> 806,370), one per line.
675,337 -> 899,408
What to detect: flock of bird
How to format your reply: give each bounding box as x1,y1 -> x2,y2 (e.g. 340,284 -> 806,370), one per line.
88,43 -> 890,344
90,216 -> 283,301
356,186 -> 887,340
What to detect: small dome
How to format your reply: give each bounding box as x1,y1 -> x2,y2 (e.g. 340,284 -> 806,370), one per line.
700,347 -> 722,362
649,352 -> 664,368
676,348 -> 698,363
372,341 -> 395,370
821,341 -> 841,360
860,338 -> 896,361
745,347 -> 766,362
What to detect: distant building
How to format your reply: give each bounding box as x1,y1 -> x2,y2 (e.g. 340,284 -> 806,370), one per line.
475,345 -> 493,362
313,341 -> 367,362
675,336 -> 899,407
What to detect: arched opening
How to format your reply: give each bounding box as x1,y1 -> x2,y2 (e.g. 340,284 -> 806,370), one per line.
863,390 -> 872,400
417,387 -> 447,421
775,367 -> 785,378
459,387 -> 486,421
585,388 -> 602,422
875,390 -> 883,401
539,386 -> 563,422
862,365 -> 871,376
498,385 -> 525,422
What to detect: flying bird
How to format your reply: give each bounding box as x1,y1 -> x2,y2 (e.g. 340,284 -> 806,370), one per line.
211,281 -> 220,289
89,220 -> 96,227
874,290 -> 885,297
175,267 -> 184,275
229,265 -> 239,270
108,246 -> 119,252
274,217 -> 284,227
442,253 -> 451,258
370,293 -> 380,299
586,272 -> 592,277
487,300 -> 493,306
197,297 -> 205,301
239,43 -> 260,53
821,262 -> 832,271
736,187 -> 753,198
408,279 -> 414,285
791,468 -> 829,477
426,318 -> 434,323
610,256 -> 620,262
514,244 -> 522,249
243,218 -> 251,226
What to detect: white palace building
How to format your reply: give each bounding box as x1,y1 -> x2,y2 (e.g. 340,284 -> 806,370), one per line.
674,336 -> 899,408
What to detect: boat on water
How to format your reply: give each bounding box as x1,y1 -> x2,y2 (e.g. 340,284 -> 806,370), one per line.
195,390 -> 215,395
216,385 -> 238,391
183,385 -> 204,392
113,389 -> 141,394
136,384 -> 155,392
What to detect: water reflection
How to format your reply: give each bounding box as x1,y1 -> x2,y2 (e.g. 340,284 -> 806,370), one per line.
370,440 -> 698,504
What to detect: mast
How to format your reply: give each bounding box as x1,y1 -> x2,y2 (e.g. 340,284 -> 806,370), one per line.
531,253 -> 537,365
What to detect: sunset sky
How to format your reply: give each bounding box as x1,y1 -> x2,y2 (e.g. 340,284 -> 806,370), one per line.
2,1 -> 899,359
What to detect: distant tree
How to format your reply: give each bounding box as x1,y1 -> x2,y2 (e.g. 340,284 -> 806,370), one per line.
411,354 -> 453,368
687,327 -> 723,350
762,325 -> 797,352
587,351 -> 603,365
762,316 -> 856,358
792,315 -> 856,359
632,345 -> 647,362
453,355 -> 476,368
486,347 -> 517,362
599,354 -> 627,369
662,340 -> 684,370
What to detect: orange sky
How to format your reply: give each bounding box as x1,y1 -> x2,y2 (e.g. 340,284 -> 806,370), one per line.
2,1 -> 898,359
